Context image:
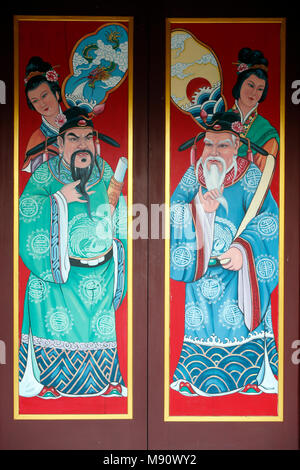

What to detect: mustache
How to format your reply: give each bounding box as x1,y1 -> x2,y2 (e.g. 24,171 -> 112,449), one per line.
199,156 -> 228,213
202,157 -> 226,188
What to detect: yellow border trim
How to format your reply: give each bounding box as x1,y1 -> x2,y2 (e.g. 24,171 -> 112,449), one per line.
164,17 -> 286,422
164,18 -> 171,423
13,15 -> 134,420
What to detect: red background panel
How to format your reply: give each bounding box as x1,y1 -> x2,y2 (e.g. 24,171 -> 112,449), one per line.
169,21 -> 281,417
17,19 -> 130,416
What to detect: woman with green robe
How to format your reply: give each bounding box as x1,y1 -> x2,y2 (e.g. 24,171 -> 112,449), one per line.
229,47 -> 279,172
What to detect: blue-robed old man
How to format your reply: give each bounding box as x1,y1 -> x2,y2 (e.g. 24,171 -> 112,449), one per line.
170,111 -> 279,397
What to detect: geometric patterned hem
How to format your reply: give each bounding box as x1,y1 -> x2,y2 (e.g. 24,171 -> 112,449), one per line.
172,337 -> 278,396
19,340 -> 125,396
21,333 -> 117,351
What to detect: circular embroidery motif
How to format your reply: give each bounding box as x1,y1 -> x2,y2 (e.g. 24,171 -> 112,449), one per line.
170,203 -> 191,227
198,275 -> 224,304
27,229 -> 50,259
32,164 -> 52,185
185,303 -> 207,329
257,214 -> 278,240
256,255 -> 278,283
219,300 -> 244,329
241,166 -> 261,193
171,245 -> 192,268
45,307 -> 73,337
92,310 -> 116,341
28,277 -> 49,303
96,315 -> 114,336
20,197 -> 39,219
79,275 -> 106,305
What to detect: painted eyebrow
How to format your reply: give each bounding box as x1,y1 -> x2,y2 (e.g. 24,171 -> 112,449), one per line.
204,138 -> 232,145
217,139 -> 233,145
30,93 -> 47,102
66,132 -> 94,138
30,89 -> 49,100
247,79 -> 264,87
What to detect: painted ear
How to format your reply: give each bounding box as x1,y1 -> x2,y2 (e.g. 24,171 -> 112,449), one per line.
57,135 -> 64,152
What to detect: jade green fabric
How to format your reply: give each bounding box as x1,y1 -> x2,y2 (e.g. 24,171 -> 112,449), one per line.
19,156 -> 127,396
229,108 -> 279,157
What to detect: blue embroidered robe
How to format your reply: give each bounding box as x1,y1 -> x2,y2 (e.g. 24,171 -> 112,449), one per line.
170,157 -> 279,396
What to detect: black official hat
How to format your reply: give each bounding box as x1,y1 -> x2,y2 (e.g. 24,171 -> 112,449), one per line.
202,111 -> 244,135
58,106 -> 94,134
179,110 -> 268,156
24,105 -> 120,162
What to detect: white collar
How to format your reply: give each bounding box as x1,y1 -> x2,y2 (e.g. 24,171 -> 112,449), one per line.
42,105 -> 62,133
235,100 -> 258,124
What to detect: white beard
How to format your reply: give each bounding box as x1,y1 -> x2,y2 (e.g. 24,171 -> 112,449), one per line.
198,156 -> 238,214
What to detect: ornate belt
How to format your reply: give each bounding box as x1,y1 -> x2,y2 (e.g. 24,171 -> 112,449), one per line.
69,248 -> 113,268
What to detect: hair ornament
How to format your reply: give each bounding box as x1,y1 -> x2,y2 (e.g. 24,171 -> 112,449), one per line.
233,61 -> 268,74
24,65 -> 60,85
237,62 -> 249,73
45,69 -> 59,82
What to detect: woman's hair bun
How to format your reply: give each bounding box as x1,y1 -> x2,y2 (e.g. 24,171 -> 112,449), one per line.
238,47 -> 268,68
25,56 -> 53,75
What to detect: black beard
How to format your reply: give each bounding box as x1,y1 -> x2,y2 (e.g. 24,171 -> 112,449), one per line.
70,149 -> 95,219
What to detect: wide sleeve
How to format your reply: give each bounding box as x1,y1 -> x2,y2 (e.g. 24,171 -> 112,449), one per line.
232,165 -> 279,331
102,159 -> 128,309
170,165 -> 215,283
19,164 -> 70,284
